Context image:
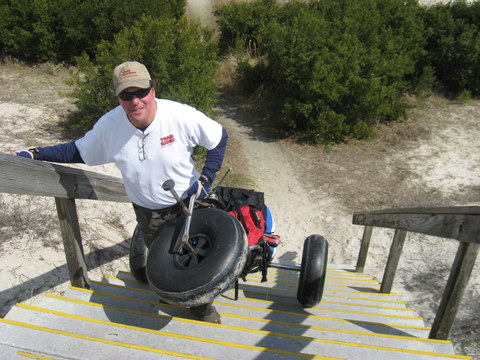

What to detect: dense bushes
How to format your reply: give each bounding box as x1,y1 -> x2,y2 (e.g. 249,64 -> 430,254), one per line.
215,0 -> 278,55
0,0 -> 186,63
423,1 -> 480,97
2,0 -> 480,143
69,16 -> 218,131
217,0 -> 429,143
216,0 -> 480,143
0,0 -> 218,134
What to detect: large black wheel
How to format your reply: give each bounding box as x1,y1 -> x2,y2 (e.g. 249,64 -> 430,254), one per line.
146,208 -> 248,307
297,234 -> 328,308
129,225 -> 148,283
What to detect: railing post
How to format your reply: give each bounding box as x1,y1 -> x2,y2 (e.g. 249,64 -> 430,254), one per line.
429,241 -> 479,339
356,226 -> 373,273
380,229 -> 407,293
55,197 -> 90,288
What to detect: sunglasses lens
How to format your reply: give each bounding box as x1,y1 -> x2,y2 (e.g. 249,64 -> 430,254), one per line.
119,86 -> 151,101
119,92 -> 132,101
136,87 -> 151,98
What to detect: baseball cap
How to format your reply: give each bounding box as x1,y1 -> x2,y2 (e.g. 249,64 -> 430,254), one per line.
113,61 -> 152,96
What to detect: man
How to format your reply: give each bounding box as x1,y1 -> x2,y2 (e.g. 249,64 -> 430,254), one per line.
12,61 -> 228,323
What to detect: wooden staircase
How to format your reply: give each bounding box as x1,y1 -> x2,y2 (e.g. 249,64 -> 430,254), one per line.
0,265 -> 471,360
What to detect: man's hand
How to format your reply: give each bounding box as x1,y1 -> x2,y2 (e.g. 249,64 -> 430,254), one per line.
199,174 -> 210,185
10,148 -> 38,159
11,150 -> 33,159
187,176 -> 211,199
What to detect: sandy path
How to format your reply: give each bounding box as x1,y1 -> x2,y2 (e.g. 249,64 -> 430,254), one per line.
217,103 -> 362,267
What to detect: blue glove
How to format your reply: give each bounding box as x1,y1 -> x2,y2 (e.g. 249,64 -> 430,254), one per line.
14,147 -> 39,159
186,177 -> 211,199
16,150 -> 34,159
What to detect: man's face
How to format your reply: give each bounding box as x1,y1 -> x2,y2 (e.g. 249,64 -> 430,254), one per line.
118,86 -> 156,128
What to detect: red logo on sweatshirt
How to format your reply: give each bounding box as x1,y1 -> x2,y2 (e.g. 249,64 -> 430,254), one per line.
161,134 -> 175,146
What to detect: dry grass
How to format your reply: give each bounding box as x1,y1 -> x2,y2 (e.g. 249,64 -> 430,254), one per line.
402,256 -> 480,356
0,194 -> 62,251
215,54 -> 238,90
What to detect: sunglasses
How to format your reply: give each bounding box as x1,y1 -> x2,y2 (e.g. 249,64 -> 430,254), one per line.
118,86 -> 152,101
138,133 -> 149,160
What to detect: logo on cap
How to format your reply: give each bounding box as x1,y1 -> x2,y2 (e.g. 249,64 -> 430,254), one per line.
120,69 -> 139,79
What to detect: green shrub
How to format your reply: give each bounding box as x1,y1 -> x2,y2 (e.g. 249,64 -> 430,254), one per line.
215,0 -> 278,55
0,0 -> 186,63
0,0 -> 57,62
69,16 -> 218,132
223,0 -> 427,144
423,1 -> 480,96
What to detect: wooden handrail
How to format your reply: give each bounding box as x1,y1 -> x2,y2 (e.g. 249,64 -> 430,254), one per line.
0,153 -> 129,202
353,207 -> 480,243
0,153 -> 129,287
353,207 -> 480,340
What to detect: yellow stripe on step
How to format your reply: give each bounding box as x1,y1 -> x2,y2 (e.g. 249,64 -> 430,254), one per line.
245,273 -> 380,285
236,280 -> 393,296
229,294 -> 414,313
1,318 -> 213,360
221,291 -> 411,311
241,276 -> 381,289
16,351 -> 58,360
234,283 -> 403,302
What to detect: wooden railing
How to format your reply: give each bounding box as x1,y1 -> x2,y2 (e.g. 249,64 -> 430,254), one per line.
0,153 -> 129,288
353,207 -> 480,340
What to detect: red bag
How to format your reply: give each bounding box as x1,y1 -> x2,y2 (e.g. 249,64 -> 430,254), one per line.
228,205 -> 265,246
213,187 -> 282,281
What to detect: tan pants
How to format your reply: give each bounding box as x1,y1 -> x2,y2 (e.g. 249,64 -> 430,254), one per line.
132,202 -> 184,248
